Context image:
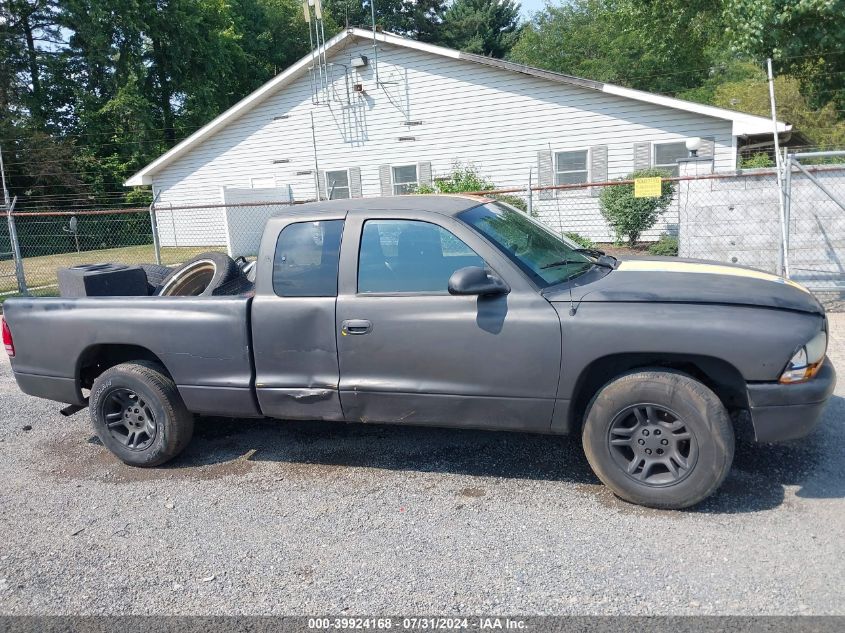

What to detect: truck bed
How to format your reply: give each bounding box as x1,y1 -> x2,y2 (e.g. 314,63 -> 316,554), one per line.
3,296 -> 259,417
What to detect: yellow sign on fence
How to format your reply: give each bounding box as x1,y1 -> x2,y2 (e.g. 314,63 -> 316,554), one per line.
634,177 -> 663,198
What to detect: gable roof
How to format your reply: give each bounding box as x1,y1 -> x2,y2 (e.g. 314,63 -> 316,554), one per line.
125,28 -> 789,186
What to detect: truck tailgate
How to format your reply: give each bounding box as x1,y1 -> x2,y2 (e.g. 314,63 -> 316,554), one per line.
3,296 -> 258,417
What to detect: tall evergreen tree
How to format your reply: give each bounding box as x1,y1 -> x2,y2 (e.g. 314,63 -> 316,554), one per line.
436,0 -> 520,58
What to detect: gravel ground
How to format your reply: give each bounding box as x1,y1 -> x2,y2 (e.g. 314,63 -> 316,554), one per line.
0,317 -> 843,616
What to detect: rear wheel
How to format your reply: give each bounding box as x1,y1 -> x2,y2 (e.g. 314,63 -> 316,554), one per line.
90,362 -> 193,467
582,369 -> 734,509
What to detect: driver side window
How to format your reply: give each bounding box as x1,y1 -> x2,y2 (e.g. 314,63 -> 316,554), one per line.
358,220 -> 484,293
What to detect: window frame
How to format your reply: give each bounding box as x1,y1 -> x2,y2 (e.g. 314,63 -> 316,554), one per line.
652,141 -> 688,176
324,168 -> 351,200
355,218 -> 486,296
391,164 -> 419,195
553,148 -> 590,187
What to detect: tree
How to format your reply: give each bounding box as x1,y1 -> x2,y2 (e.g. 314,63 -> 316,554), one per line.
321,0 -> 446,40
723,0 -> 845,110
436,0 -> 521,58
509,0 -> 725,95
682,61 -> 845,150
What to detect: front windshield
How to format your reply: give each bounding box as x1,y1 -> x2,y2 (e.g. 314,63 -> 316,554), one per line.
459,202 -> 594,288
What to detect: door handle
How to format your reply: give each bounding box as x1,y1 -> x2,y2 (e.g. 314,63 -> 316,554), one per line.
341,319 -> 372,335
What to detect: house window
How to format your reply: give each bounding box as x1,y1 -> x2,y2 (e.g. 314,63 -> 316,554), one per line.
555,150 -> 589,185
653,142 -> 688,176
392,164 -> 418,195
325,169 -> 350,200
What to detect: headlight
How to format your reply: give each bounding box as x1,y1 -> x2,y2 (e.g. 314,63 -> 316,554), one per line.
779,330 -> 827,383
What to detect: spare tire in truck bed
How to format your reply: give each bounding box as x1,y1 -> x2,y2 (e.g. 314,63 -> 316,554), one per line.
139,264 -> 175,295
157,252 -> 241,297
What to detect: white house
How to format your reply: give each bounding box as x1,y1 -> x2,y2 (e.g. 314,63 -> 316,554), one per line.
125,28 -> 789,250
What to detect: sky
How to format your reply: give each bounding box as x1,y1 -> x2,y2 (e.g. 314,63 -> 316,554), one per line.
519,0 -> 546,20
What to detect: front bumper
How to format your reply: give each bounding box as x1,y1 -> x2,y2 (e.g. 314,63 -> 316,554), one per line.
746,358 -> 836,442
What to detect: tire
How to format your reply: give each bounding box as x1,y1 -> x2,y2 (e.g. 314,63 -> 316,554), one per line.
139,263 -> 174,295
211,273 -> 255,296
157,252 -> 240,297
582,369 -> 734,509
89,362 -> 194,467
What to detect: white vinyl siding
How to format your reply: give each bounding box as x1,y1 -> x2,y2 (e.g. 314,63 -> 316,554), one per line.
325,169 -> 350,199
149,38 -> 738,246
392,164 -> 419,195
653,141 -> 689,176
250,176 -> 277,188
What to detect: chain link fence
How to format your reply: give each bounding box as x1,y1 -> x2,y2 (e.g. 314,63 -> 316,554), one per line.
2,166 -> 845,310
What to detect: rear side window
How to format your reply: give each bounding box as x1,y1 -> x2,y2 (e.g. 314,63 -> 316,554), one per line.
273,220 -> 344,297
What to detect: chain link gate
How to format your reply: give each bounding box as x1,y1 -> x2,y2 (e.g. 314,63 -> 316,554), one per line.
783,151 -> 845,305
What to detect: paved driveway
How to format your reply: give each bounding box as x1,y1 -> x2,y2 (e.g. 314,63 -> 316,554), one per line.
0,316 -> 843,615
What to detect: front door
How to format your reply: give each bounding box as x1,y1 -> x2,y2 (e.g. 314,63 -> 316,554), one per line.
335,211 -> 562,431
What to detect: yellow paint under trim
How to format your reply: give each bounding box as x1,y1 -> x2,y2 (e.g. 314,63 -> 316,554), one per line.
617,260 -> 810,293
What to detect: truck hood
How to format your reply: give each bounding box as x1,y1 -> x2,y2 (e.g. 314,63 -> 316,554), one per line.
544,257 -> 824,314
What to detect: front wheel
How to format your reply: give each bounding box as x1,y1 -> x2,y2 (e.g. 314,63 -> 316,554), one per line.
582,369 -> 734,509
90,362 -> 194,467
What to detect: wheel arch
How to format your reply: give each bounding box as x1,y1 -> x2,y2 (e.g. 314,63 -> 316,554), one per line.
569,353 -> 748,431
78,344 -> 172,391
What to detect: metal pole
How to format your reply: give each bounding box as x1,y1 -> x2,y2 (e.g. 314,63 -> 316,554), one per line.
783,151 -> 792,271
767,58 -> 789,277
1,147 -> 28,295
527,167 -> 533,217
149,189 -> 162,265
7,197 -> 28,295
371,0 -> 379,85
311,111 -> 321,200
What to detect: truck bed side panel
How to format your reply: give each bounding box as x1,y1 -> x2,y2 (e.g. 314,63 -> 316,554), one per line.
3,296 -> 259,417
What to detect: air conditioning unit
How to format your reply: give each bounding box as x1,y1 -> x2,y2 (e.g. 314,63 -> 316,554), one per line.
353,83 -> 365,93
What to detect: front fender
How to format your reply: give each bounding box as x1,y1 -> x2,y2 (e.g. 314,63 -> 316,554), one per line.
554,301 -> 824,401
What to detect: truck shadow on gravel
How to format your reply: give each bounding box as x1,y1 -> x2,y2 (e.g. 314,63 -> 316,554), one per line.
146,395 -> 845,515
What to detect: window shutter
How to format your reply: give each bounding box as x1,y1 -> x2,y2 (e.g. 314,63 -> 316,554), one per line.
378,164 -> 392,197
699,136 -> 715,158
316,170 -> 326,200
349,167 -> 362,198
590,145 -> 608,198
633,142 -> 651,171
418,161 -> 432,187
537,150 -> 553,200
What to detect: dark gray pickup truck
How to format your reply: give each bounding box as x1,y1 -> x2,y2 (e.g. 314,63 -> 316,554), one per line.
2,195 -> 836,508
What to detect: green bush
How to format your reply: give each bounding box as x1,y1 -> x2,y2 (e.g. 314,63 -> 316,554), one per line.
740,152 -> 775,169
648,233 -> 679,256
599,169 -> 675,245
415,162 -> 494,194
563,231 -> 595,249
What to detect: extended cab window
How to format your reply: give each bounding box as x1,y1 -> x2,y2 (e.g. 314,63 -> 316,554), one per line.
273,220 -> 344,297
358,220 -> 484,293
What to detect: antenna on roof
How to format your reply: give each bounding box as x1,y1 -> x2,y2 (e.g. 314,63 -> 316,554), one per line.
370,0 -> 380,85
303,0 -> 329,103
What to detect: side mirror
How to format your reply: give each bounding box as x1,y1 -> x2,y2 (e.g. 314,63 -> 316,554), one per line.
448,266 -> 510,297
